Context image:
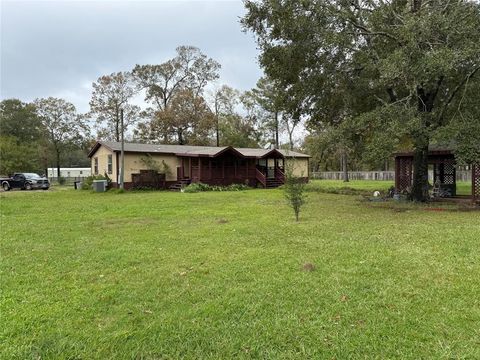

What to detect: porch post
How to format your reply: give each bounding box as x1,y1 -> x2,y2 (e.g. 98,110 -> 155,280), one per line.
199,157 -> 202,181
395,156 -> 399,191
189,157 -> 192,179
472,164 -> 475,202
209,159 -> 212,180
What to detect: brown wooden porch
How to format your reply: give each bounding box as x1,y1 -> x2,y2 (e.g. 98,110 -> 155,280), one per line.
175,149 -> 286,188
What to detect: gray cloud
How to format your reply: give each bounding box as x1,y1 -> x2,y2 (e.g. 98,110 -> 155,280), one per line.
1,0 -> 263,112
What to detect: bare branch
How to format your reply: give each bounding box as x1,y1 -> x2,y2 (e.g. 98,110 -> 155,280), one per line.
438,67 -> 480,124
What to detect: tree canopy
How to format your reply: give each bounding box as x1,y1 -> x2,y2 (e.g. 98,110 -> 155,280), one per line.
243,0 -> 480,200
34,97 -> 88,177
90,71 -> 140,142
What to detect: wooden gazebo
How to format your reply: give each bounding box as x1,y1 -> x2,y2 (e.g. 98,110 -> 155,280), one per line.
394,149 -> 480,202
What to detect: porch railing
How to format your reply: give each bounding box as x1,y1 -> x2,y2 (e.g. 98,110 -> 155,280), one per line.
275,167 -> 285,183
256,168 -> 266,187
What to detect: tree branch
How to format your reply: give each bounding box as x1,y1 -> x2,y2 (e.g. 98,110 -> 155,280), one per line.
438,67 -> 480,124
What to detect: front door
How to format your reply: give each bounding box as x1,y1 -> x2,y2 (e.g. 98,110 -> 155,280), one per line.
183,158 -> 191,178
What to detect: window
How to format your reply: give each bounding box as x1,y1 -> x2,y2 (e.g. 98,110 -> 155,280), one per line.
94,157 -> 98,175
258,159 -> 267,167
80,171 -> 83,175
107,155 -> 113,174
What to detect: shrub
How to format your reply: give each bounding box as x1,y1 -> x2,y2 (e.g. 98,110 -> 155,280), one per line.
183,183 -> 213,193
283,159 -> 307,221
81,174 -> 111,190
225,183 -> 250,191
284,176 -> 307,221
58,176 -> 66,185
183,183 -> 250,193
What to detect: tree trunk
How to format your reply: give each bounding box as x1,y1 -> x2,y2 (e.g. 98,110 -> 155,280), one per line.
274,111 -> 279,149
410,83 -> 436,202
288,129 -> 294,151
56,149 -> 61,181
115,108 -> 120,142
215,115 -> 220,147
342,152 -> 349,182
410,139 -> 429,202
178,129 -> 184,145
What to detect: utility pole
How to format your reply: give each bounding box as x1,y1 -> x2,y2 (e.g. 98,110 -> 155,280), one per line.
120,109 -> 125,190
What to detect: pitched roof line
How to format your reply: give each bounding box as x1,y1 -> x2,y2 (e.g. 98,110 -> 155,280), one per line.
88,141 -> 310,158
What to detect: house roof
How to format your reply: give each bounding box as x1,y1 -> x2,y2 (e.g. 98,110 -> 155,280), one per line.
393,146 -> 454,158
88,141 -> 310,159
236,147 -> 310,158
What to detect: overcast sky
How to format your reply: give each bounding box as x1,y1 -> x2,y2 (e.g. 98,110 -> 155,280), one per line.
1,0 -> 263,113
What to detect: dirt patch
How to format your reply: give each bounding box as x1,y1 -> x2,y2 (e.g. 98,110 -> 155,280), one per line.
216,218 -> 229,224
302,262 -> 315,272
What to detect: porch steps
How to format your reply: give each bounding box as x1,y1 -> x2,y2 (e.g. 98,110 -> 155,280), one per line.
266,178 -> 284,188
169,179 -> 191,191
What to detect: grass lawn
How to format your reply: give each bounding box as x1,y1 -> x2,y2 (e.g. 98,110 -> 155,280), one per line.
1,183 -> 479,359
308,179 -> 472,196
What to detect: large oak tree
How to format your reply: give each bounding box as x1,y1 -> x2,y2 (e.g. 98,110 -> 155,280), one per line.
243,0 -> 480,201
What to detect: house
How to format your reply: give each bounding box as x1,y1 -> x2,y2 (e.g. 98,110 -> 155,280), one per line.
87,141 -> 310,189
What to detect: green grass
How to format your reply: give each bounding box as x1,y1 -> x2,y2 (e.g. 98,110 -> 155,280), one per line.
308,179 -> 472,196
1,184 -> 479,359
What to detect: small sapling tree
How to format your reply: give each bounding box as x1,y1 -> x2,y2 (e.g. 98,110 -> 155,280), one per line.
283,158 -> 307,222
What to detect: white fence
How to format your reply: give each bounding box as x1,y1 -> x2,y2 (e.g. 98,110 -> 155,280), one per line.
311,171 -> 472,182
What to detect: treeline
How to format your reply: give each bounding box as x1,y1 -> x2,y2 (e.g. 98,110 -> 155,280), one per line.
0,99 -> 91,176
0,45 -> 310,176
88,45 -> 302,149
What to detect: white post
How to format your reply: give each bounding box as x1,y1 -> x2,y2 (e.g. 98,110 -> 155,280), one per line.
120,109 -> 125,190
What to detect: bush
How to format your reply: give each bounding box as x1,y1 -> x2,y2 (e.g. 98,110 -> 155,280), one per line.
225,183 -> 250,191
81,174 -> 111,190
58,176 -> 66,185
183,182 -> 250,193
183,183 -> 213,193
284,175 -> 307,222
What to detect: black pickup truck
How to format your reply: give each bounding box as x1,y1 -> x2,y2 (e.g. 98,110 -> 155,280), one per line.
1,173 -> 50,191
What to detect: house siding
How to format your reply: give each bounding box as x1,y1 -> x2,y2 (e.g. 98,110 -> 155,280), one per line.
123,153 -> 180,182
92,146 -> 116,178
90,145 -> 181,183
286,158 -> 309,178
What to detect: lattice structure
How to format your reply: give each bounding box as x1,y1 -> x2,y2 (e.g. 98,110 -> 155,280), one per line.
395,150 -> 479,201
473,164 -> 480,202
443,163 -> 456,185
433,162 -> 456,197
395,157 -> 413,192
